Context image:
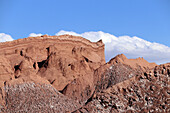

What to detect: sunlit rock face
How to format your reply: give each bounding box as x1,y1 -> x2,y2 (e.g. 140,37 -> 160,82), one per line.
0,35 -> 169,112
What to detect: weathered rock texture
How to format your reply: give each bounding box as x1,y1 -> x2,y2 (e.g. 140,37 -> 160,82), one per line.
74,64 -> 170,113
2,83 -> 80,113
94,54 -> 157,92
0,35 -> 169,112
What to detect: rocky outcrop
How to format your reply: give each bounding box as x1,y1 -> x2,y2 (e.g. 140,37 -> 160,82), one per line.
109,54 -> 157,71
0,35 -> 105,111
2,83 -> 80,112
94,54 -> 156,92
0,34 -> 169,112
74,64 -> 170,113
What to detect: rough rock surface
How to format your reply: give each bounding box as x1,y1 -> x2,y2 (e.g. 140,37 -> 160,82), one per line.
0,35 -> 105,104
74,64 -> 170,113
109,54 -> 157,71
2,83 -> 80,112
94,54 -> 157,92
0,35 -> 169,112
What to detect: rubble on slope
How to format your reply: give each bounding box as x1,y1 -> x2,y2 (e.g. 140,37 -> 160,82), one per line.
73,64 -> 170,113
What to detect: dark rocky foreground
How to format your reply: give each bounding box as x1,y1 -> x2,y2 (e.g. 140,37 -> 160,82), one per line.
0,35 -> 169,112
74,64 -> 170,113
2,83 -> 80,112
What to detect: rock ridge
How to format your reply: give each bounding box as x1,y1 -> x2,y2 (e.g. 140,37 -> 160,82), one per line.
0,35 -> 104,49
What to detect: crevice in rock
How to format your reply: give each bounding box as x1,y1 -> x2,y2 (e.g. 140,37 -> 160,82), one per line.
49,79 -> 56,84
144,72 -> 148,79
167,69 -> 170,75
14,65 -> 20,72
33,62 -> 36,69
46,47 -> 50,56
14,75 -> 20,79
154,71 -> 157,77
83,56 -> 92,63
85,91 -> 95,105
59,84 -> 69,94
37,60 -> 46,69
68,64 -> 75,70
4,81 -> 6,86
20,50 -> 23,56
84,57 -> 89,62
72,47 -> 76,54
79,109 -> 83,113
84,108 -> 89,112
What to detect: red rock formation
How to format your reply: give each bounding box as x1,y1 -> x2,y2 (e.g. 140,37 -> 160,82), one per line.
0,35 -> 105,111
74,63 -> 170,113
93,54 -> 157,92
0,35 -> 168,112
109,54 -> 157,71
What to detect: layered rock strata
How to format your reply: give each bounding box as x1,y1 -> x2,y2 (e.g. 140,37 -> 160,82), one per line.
0,35 -> 168,113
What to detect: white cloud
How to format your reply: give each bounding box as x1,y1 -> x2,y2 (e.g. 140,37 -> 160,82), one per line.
56,30 -> 80,36
29,33 -> 43,37
56,30 -> 170,64
0,33 -> 14,42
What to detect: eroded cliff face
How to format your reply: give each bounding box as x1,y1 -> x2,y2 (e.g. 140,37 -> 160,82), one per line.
0,35 -> 169,113
0,35 -> 105,110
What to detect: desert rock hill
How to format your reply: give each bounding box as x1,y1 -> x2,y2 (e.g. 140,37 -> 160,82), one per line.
74,63 -> 170,113
0,35 -> 169,113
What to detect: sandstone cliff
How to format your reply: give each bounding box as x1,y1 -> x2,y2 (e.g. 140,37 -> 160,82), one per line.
0,35 -> 169,113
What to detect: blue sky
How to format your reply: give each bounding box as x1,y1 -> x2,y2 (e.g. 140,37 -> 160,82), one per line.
0,0 -> 170,63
